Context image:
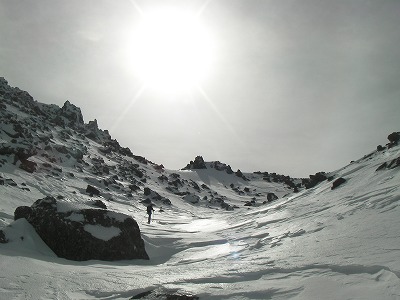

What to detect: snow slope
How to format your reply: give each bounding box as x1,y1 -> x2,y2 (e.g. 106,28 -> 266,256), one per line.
0,78 -> 400,299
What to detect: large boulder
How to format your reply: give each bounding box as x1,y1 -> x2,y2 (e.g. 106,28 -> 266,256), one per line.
86,184 -> 101,196
331,177 -> 346,190
19,159 -> 37,173
267,193 -> 278,202
14,196 -> 149,261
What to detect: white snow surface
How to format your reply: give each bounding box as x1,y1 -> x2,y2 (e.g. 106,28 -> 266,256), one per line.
83,224 -> 121,241
1,144 -> 399,300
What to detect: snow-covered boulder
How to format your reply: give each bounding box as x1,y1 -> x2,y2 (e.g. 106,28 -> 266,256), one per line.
14,196 -> 149,261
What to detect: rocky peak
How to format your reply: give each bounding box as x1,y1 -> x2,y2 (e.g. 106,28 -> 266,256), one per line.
60,100 -> 84,126
183,156 -> 206,170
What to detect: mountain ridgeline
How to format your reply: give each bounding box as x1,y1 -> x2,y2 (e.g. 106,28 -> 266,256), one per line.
0,77 -> 302,207
1,77 -> 399,208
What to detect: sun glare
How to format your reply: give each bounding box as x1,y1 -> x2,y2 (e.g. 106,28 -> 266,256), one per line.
131,8 -> 215,94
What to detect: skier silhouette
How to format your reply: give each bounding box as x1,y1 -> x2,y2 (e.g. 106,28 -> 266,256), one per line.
147,203 -> 155,224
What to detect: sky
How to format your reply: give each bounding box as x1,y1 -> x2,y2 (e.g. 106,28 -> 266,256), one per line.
1,0 -> 400,178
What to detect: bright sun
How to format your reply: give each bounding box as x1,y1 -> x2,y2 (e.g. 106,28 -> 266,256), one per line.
131,8 -> 215,94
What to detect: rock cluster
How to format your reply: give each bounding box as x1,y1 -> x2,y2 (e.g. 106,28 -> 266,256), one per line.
303,172 -> 327,189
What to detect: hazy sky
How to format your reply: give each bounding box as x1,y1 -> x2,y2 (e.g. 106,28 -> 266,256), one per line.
1,0 -> 400,177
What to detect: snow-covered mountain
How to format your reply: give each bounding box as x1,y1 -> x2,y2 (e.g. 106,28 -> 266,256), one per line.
0,77 -> 399,299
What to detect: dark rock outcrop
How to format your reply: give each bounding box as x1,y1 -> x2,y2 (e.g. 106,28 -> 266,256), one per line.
244,200 -> 255,207
92,200 -> 107,209
304,172 -> 327,189
59,100 -> 84,129
377,145 -> 385,152
19,159 -> 37,173
102,139 -> 135,158
376,156 -> 400,171
387,132 -> 400,147
131,288 -> 199,300
267,193 -> 278,202
183,156 -> 206,170
387,156 -> 400,169
86,185 -> 101,196
14,196 -> 149,261
376,162 -> 388,171
210,161 -> 234,174
331,177 -> 346,190
235,169 -> 244,178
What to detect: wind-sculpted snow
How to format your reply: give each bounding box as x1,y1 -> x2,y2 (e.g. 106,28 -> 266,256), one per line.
0,78 -> 400,299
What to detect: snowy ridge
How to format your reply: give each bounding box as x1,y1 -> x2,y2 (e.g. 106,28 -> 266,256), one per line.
0,78 -> 400,299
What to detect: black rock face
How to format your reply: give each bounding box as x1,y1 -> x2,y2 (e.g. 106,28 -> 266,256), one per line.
14,196 -> 149,261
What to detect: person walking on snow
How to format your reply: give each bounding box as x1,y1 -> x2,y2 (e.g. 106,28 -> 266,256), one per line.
147,203 -> 155,224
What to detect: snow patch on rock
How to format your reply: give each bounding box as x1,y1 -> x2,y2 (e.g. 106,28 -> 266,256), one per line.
83,224 -> 121,241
